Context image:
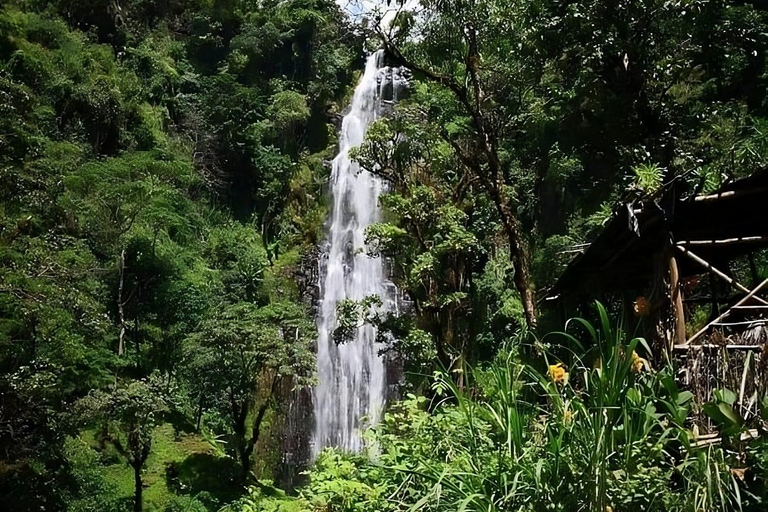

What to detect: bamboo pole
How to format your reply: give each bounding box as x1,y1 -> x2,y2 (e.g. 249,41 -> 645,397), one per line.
683,276 -> 768,345
678,235 -> 768,246
694,187 -> 768,202
675,245 -> 768,305
711,319 -> 768,327
674,344 -> 763,350
694,190 -> 737,202
738,351 -> 754,412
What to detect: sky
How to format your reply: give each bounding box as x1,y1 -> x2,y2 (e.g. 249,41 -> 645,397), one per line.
335,0 -> 419,28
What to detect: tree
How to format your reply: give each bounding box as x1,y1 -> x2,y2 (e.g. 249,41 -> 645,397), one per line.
78,379 -> 168,512
0,0 -> 351,506
183,301 -> 315,482
351,107 -> 509,374
374,0 -> 768,328
375,0 -> 545,327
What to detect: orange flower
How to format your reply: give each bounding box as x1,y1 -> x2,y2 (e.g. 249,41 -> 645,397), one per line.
549,362 -> 568,385
633,296 -> 650,316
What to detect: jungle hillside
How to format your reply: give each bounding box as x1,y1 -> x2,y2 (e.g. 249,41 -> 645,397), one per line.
2,0 -> 768,511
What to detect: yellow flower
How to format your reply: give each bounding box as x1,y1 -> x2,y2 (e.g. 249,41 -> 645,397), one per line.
563,409 -> 574,425
549,362 -> 568,385
630,350 -> 649,373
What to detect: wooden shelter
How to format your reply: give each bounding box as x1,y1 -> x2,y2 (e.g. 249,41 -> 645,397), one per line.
545,169 -> 768,423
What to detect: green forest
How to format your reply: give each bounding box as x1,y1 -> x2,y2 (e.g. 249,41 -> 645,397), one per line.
2,0 -> 768,510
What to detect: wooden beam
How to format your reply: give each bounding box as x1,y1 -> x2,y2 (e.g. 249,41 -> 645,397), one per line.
677,236 -> 768,246
694,187 -> 768,201
675,245 -> 768,305
683,297 -> 768,304
683,276 -> 768,345
711,320 -> 768,327
688,429 -> 760,449
694,190 -> 737,201
674,344 -> 763,350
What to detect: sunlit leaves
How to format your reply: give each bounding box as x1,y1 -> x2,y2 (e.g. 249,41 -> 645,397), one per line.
267,90 -> 310,133
632,163 -> 664,194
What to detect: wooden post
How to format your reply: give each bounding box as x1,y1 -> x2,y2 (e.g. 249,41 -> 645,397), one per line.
669,253 -> 686,354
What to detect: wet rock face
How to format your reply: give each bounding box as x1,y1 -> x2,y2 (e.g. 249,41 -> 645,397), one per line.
329,55 -> 411,127
295,245 -> 321,316
376,64 -> 411,118
377,65 -> 412,103
276,249 -> 321,490
277,386 -> 313,490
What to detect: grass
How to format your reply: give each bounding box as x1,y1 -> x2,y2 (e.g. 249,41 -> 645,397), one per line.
82,422 -> 243,511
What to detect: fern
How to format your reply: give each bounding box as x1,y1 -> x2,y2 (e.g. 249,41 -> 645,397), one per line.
633,163 -> 664,193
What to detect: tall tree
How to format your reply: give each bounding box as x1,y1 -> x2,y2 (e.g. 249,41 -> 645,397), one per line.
183,301 -> 315,482
78,380 -> 168,512
377,1 -> 545,326
374,0 -> 768,326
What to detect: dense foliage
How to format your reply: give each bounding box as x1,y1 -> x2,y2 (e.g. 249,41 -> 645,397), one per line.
361,0 -> 768,375
0,0 -> 358,509
234,306 -> 768,511
2,0 -> 768,510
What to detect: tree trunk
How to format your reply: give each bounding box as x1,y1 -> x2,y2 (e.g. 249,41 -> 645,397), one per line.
488,175 -> 537,328
510,238 -> 537,329
132,462 -> 143,512
235,424 -> 250,483
117,248 -> 126,356
249,398 -> 271,454
448,141 -> 538,327
232,398 -> 250,483
239,446 -> 251,484
380,36 -> 538,328
195,394 -> 205,432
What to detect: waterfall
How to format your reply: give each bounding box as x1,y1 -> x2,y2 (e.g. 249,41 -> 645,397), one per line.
311,50 -> 405,457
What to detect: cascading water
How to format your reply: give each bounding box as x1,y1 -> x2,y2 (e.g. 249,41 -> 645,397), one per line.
312,51 -> 406,457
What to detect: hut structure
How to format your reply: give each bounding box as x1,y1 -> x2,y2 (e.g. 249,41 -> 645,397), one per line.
544,169 -> 768,425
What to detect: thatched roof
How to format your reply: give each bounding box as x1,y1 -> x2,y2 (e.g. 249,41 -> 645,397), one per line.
546,169 -> 768,302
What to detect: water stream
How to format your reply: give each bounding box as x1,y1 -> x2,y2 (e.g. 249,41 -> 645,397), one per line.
311,51 -> 406,457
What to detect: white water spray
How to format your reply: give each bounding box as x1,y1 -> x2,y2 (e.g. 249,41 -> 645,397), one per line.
311,51 -> 405,456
